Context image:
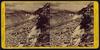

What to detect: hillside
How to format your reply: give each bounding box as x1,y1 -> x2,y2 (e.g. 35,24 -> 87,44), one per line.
5,3 -> 94,47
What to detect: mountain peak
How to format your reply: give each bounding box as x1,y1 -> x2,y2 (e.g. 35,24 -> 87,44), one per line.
33,3 -> 50,15
78,3 -> 93,14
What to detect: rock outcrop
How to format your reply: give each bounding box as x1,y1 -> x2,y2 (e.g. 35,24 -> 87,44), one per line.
5,2 -> 94,47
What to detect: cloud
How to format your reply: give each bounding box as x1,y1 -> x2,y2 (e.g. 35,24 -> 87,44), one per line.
5,2 -> 46,12
50,2 -> 91,12
5,2 -> 92,12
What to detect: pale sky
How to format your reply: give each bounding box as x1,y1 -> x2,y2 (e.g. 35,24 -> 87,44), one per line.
5,2 -> 92,12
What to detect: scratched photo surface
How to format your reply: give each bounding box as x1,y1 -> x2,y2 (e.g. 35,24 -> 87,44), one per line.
5,2 -> 94,47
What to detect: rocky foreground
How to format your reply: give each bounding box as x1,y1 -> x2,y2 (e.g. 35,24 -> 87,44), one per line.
5,3 -> 94,47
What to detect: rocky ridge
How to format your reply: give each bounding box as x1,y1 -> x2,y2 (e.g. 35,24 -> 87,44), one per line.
5,3 -> 94,47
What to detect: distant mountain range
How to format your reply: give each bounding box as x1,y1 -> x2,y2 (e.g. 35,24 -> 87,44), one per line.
5,3 -> 93,29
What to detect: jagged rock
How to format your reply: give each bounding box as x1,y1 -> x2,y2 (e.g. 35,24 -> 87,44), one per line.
5,2 -> 94,47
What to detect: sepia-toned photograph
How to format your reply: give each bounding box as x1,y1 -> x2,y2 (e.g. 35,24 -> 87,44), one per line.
5,2 -> 94,47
